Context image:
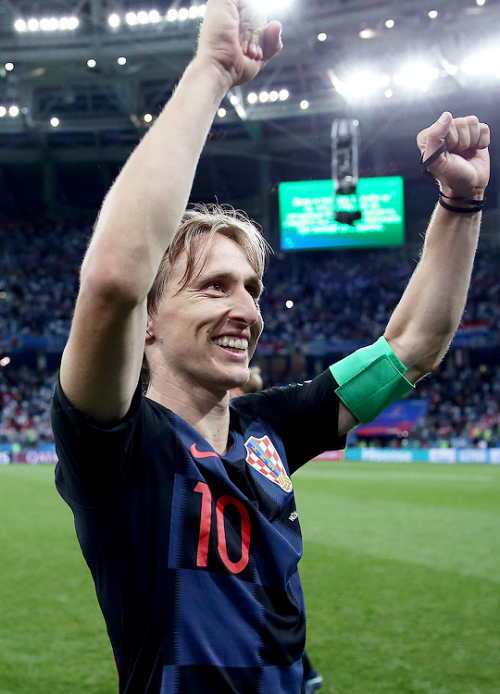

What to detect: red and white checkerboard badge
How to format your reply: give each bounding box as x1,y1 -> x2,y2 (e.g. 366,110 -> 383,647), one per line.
244,435 -> 292,493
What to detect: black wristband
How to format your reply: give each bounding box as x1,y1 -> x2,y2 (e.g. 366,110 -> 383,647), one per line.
438,197 -> 484,214
440,192 -> 486,206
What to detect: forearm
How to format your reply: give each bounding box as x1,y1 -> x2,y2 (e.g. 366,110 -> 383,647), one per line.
384,204 -> 481,382
81,56 -> 230,302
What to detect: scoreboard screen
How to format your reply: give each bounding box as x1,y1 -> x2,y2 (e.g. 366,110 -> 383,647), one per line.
279,176 -> 405,251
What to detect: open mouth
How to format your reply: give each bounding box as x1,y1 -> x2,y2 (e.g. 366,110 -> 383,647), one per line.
212,336 -> 249,354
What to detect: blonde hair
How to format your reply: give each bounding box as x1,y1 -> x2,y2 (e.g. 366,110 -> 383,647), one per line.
147,203 -> 270,318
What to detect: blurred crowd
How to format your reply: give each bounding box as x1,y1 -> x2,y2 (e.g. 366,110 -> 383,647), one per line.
0,366 -> 56,446
0,221 -> 88,339
1,220 -> 500,448
259,245 -> 500,350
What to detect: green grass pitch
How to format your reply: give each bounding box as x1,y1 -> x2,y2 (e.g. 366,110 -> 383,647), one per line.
1,461 -> 499,694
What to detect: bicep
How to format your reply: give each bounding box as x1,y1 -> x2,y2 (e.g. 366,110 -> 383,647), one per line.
338,401 -> 358,437
60,285 -> 147,425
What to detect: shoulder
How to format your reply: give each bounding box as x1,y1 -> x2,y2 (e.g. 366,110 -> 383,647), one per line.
230,370 -> 339,422
52,377 -> 178,450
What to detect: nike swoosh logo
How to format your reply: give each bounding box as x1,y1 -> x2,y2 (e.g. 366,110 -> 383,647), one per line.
190,443 -> 221,460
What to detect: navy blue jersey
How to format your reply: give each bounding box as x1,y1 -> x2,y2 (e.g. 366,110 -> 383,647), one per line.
51,370 -> 345,694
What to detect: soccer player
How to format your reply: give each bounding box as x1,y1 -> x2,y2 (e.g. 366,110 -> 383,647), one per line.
51,0 -> 490,692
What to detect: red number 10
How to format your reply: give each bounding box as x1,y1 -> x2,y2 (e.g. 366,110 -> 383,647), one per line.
194,481 -> 251,574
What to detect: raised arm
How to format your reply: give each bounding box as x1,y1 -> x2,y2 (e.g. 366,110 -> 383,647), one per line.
59,0 -> 282,423
338,112 -> 490,436
384,112 -> 489,380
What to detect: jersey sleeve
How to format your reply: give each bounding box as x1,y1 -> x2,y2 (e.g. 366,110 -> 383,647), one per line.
232,369 -> 346,474
51,378 -> 145,507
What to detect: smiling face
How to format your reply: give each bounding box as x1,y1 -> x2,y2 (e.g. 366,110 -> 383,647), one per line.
147,233 -> 264,397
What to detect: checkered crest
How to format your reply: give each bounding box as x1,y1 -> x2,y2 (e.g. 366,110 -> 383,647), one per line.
244,435 -> 292,493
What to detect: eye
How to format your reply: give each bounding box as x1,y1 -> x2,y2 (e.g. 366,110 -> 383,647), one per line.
206,282 -> 224,293
246,284 -> 261,300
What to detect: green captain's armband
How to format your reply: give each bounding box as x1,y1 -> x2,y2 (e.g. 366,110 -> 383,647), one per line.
329,337 -> 415,425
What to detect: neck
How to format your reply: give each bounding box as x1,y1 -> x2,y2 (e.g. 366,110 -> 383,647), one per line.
146,379 -> 231,456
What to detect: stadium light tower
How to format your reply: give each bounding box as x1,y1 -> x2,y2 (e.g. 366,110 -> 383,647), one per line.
331,118 -> 362,225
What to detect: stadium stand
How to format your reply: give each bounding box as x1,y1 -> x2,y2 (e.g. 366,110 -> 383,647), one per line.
1,220 -> 500,449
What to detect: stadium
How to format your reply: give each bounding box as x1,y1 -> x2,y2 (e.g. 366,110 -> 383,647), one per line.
1,0 -> 500,692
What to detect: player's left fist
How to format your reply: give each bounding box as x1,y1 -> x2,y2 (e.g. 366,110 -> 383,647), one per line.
417,112 -> 490,199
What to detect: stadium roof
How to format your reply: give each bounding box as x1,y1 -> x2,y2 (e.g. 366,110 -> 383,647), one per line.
0,0 -> 499,217
0,1 -> 498,139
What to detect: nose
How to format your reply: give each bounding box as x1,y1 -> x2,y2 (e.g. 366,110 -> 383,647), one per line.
230,284 -> 261,327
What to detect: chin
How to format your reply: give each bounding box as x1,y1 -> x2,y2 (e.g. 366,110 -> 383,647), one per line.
218,367 -> 250,391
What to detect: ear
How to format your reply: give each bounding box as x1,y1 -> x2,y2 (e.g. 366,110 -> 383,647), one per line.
145,318 -> 155,343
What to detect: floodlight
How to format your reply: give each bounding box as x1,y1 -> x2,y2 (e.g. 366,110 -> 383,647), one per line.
462,49 -> 500,75
108,14 -> 120,27
344,72 -> 379,96
39,17 -> 58,30
229,94 -> 238,105
317,32 -> 327,41
385,19 -> 395,28
87,59 -> 97,68
178,8 -> 189,20
384,89 -> 393,98
149,10 -> 160,22
118,56 -> 127,65
27,18 -> 39,30
14,19 -> 27,31
476,0 -> 486,5
359,28 -> 375,39
463,55 -> 485,74
189,6 -> 199,18
5,63 -> 14,72
0,106 -> 6,117
259,91 -> 269,103
0,357 -> 11,367
137,11 -> 149,24
269,91 -> 279,101
279,89 -> 289,100
9,106 -> 19,117
300,100 -> 309,109
167,9 -> 178,21
393,63 -> 440,88
68,17 -> 79,29
247,92 -> 258,104
126,12 -> 137,25
50,117 -> 60,127
285,300 -> 294,309
428,10 -> 438,18
218,108 -> 227,118
198,4 -> 207,16
144,113 -> 153,123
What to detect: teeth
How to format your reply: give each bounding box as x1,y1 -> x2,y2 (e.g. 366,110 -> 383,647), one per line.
214,337 -> 248,350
